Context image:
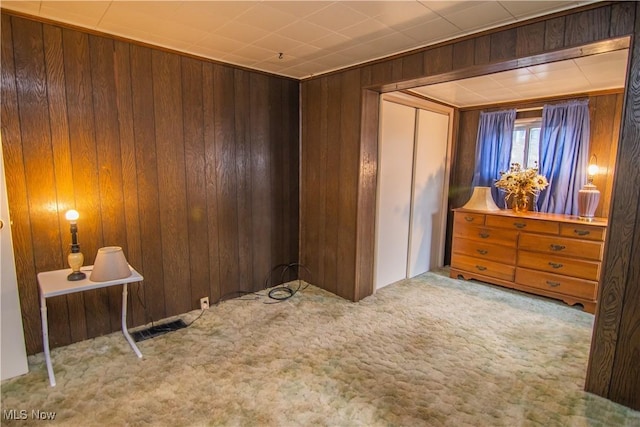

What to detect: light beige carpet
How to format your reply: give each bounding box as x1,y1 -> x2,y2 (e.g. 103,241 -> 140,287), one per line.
2,270 -> 640,426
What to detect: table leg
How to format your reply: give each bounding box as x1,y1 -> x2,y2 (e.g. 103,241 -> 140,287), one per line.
40,294 -> 56,387
121,283 -> 142,358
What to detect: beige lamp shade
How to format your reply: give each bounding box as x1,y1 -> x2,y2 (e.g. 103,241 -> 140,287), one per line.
462,186 -> 501,211
90,246 -> 132,282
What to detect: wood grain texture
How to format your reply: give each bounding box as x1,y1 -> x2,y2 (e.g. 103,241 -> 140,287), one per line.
586,2 -> 640,407
402,52 -> 424,81
564,6 -> 611,47
1,14 -> 41,353
424,45 -> 453,76
516,22 -> 545,57
490,29 -> 517,62
544,16 -> 566,51
2,15 -> 298,353
452,39 -> 475,70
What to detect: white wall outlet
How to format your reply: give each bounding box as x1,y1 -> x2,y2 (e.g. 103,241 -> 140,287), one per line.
200,297 -> 209,310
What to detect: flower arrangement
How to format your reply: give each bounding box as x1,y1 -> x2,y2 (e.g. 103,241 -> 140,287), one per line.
495,163 -> 549,212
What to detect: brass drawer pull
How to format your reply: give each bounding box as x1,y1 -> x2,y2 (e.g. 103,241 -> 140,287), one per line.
464,216 -> 475,222
550,244 -> 566,251
479,232 -> 490,239
548,262 -> 563,269
546,280 -> 561,287
514,222 -> 526,229
475,265 -> 487,271
574,229 -> 590,236
477,249 -> 488,255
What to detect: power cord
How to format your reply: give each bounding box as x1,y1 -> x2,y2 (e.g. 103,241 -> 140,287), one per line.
263,262 -> 311,304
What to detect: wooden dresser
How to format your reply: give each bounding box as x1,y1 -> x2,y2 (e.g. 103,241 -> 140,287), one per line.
450,208 -> 607,313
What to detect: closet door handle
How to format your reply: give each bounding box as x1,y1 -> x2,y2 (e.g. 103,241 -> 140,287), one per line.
546,281 -> 561,287
550,244 -> 566,251
548,262 -> 563,269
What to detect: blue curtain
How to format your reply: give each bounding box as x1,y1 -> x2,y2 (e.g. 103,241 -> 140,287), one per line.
536,100 -> 590,214
471,109 -> 516,208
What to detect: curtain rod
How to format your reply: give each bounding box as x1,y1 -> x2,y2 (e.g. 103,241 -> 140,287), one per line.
517,106 -> 543,112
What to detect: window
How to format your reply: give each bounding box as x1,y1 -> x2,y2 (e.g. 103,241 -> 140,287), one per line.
510,118 -> 541,168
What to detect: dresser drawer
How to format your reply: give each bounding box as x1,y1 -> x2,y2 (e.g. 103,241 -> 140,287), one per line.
452,238 -> 517,264
454,211 -> 485,226
486,215 -> 559,234
451,254 -> 515,281
519,233 -> 604,261
517,251 -> 601,281
560,223 -> 606,242
453,223 -> 518,247
515,268 -> 597,300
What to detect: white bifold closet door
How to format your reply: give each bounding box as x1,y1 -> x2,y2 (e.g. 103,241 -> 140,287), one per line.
375,99 -> 450,290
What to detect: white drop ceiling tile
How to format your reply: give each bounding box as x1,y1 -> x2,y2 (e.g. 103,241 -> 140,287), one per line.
194,33 -> 246,53
183,44 -> 228,61
314,52 -> 354,69
183,1 -> 258,20
277,20 -> 330,43
1,1 -> 40,15
263,1 -> 333,19
215,21 -> 270,45
527,59 -> 577,74
144,20 -> 209,45
100,6 -> 163,32
401,16 -> 461,43
575,49 -> 629,66
251,33 -> 304,54
419,1 -> 484,16
458,75 -> 505,91
373,2 -> 438,30
368,31 -> 418,55
443,2 -> 514,32
107,1 -> 182,21
491,69 -> 538,85
172,3 -> 233,32
304,3 -> 369,32
339,18 -> 390,40
38,2 -> 110,27
498,1 -> 575,19
309,32 -> 352,50
286,44 -> 323,61
233,44 -> 278,62
235,3 -> 301,32
341,1 -> 398,19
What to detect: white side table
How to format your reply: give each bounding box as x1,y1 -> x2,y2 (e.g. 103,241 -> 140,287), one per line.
37,266 -> 144,386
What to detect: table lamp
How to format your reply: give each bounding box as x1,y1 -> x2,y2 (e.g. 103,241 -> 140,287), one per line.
65,209 -> 86,281
578,155 -> 600,221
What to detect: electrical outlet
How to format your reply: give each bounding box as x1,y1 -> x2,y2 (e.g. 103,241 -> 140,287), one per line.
200,297 -> 209,310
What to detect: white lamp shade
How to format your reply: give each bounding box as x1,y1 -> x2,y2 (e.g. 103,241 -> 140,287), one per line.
90,247 -> 131,282
462,186 -> 501,211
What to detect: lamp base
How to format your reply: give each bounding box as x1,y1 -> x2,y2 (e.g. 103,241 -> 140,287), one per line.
67,271 -> 86,281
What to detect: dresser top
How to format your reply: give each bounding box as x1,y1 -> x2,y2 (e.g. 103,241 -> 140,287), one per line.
453,208 -> 608,227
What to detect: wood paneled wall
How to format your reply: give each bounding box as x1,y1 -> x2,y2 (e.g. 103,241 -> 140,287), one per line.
1,14 -> 299,354
300,1 -> 640,410
446,92 -> 623,263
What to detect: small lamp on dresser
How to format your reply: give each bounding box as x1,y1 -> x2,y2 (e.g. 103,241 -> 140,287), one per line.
578,155 -> 601,221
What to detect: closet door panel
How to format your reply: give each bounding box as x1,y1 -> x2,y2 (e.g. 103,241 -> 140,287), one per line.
375,101 -> 415,289
408,109 -> 450,277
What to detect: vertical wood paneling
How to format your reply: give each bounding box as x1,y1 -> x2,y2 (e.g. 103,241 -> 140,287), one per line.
1,14 -> 41,352
130,44 -> 165,323
181,57 -> 210,308
214,65 -> 240,297
424,45 -> 453,76
3,14 -> 299,354
323,75 -> 342,294
565,6 -> 611,47
13,18 -> 71,348
516,22 -> 545,57
42,24 -> 87,343
233,69 -> 253,292
452,39 -> 475,70
490,29 -> 517,62
250,73 -> 273,288
62,27 -> 109,338
337,69 -> 361,300
586,3 -> 640,406
402,52 -> 423,81
113,40 -> 145,327
152,50 -> 191,316
474,35 -> 491,65
610,2 -> 636,38
544,16 -> 566,51
90,34 -> 128,331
